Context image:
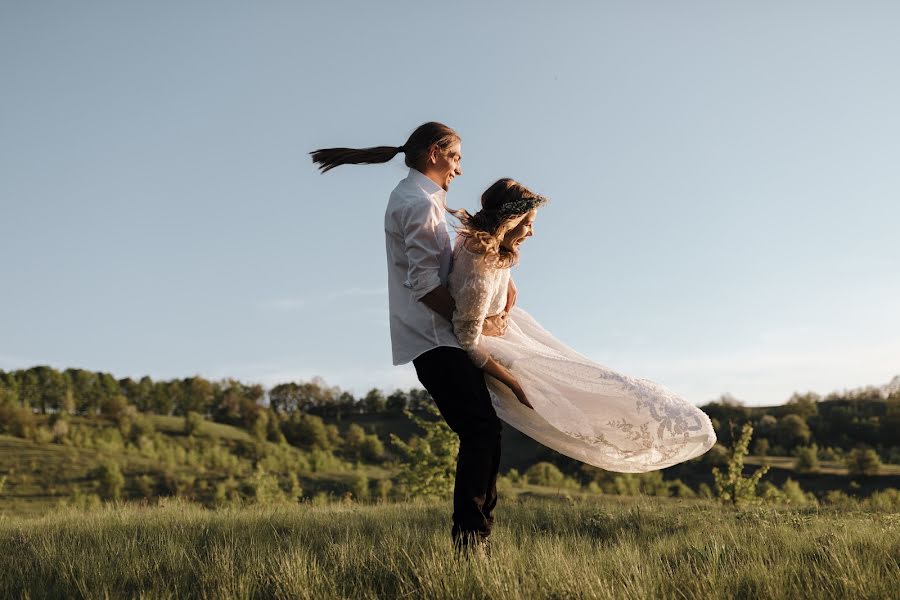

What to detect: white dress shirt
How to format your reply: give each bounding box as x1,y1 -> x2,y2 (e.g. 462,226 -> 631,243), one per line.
384,169 -> 461,365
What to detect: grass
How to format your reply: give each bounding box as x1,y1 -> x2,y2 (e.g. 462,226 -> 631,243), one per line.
0,496 -> 897,599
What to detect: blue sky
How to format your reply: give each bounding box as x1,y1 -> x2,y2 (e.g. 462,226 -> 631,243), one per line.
2,1 -> 898,406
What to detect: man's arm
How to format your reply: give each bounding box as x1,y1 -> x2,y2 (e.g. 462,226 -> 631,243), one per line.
420,285 -> 506,336
420,286 -> 455,322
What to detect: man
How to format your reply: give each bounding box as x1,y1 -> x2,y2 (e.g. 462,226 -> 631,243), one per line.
311,122 -> 515,553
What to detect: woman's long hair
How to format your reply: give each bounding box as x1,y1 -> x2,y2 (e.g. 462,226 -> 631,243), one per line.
449,178 -> 548,268
310,122 -> 459,173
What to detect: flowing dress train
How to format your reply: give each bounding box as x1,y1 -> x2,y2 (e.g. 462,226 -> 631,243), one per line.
447,241 -> 716,473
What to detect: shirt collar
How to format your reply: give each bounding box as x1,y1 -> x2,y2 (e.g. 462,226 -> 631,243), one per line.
406,168 -> 446,199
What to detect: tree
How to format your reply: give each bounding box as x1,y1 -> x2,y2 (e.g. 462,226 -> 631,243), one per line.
362,388 -> 387,413
386,390 -> 408,413
282,413 -> 333,451
783,392 -> 820,419
389,404 -> 458,497
712,423 -> 770,506
343,424 -> 384,462
775,414 -> 811,449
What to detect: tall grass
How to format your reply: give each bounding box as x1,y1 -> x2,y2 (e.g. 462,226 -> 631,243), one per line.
0,496 -> 897,599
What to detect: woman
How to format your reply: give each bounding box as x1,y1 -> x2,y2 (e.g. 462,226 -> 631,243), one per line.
448,179 -> 716,472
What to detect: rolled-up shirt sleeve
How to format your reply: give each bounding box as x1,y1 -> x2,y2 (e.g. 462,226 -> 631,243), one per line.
400,199 -> 444,300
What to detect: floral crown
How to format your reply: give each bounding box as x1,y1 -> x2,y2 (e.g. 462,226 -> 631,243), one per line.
494,195 -> 548,218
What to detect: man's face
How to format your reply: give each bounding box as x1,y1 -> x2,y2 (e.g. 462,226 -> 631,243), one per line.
431,141 -> 462,191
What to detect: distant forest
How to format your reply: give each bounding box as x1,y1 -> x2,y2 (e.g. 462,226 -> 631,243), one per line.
1,367 -> 898,462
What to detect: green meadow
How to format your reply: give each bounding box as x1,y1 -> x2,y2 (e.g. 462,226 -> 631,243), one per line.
1,496 -> 898,599
1,368 -> 899,597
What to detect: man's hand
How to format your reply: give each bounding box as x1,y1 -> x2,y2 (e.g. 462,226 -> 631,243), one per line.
504,278 -> 517,313
482,312 -> 508,337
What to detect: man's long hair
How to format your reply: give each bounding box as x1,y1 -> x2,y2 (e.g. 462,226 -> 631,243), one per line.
310,122 -> 459,173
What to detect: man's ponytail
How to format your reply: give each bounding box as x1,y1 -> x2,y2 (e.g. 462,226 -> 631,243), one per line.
311,122 -> 459,174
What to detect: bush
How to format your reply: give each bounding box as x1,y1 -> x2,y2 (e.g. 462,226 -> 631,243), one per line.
240,465 -> 289,504
349,472 -> 370,502
375,478 -> 393,502
49,415 -> 70,443
525,462 -> 565,487
866,488 -> 900,510
343,424 -> 384,462
100,395 -> 130,422
781,478 -> 816,506
713,423 -> 769,506
184,411 -> 204,436
752,438 -> 770,456
283,414 -> 334,451
389,406 -> 458,498
794,444 -> 820,474
93,461 -> 125,501
0,402 -> 35,437
845,448 -> 881,476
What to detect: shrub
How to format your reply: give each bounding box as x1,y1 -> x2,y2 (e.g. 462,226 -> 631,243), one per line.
668,479 -> 696,498
184,411 -> 204,436
823,490 -> 854,507
283,414 -> 334,451
775,414 -> 811,449
506,468 -> 522,485
713,423 -> 770,506
866,488 -> 900,510
343,424 -> 384,462
389,405 -> 458,498
794,444 -> 820,474
349,472 -> 370,502
49,415 -> 70,443
30,426 -> 54,444
240,466 -> 289,504
845,448 -> 881,476
752,438 -> 770,456
375,478 -> 393,502
100,394 -> 130,422
135,474 -> 155,498
781,478 -> 816,506
0,402 -> 35,437
525,462 -> 565,487
93,461 -> 125,501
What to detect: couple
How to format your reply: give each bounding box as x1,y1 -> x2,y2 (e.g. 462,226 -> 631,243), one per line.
311,122 -> 715,552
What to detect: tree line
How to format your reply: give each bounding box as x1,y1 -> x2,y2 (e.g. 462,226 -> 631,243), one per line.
0,367 -> 432,431
1,366 -> 898,461
702,389 -> 900,463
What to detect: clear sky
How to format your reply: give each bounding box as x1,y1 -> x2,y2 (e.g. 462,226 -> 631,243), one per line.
2,1 -> 898,406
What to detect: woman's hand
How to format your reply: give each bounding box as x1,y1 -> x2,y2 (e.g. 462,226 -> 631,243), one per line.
510,382 -> 534,410
482,312 -> 508,337
481,358 -> 533,410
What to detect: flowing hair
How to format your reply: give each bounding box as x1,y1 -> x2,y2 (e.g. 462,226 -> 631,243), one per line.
449,178 -> 548,268
310,122 -> 460,173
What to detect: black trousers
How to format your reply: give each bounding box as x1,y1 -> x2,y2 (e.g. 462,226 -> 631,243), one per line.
413,346 -> 502,545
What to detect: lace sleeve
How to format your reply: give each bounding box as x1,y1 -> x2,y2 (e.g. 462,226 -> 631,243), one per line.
451,250 -> 494,368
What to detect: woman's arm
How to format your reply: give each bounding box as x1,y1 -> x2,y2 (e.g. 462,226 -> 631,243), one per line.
452,252 -> 532,408
481,357 -> 533,409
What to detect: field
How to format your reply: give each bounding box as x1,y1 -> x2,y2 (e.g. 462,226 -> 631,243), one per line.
1,496 -> 898,599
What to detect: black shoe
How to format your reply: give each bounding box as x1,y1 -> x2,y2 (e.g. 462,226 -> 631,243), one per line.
453,533 -> 491,560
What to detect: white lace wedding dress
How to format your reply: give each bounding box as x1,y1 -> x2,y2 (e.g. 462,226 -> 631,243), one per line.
447,240 -> 716,473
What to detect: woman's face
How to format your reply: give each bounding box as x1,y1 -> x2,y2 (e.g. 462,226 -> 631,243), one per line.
500,209 -> 537,251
